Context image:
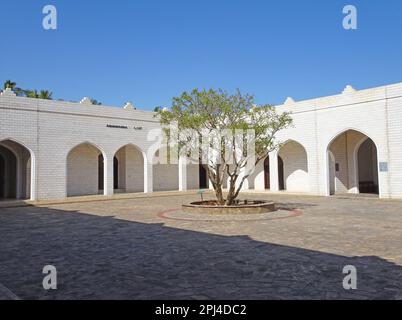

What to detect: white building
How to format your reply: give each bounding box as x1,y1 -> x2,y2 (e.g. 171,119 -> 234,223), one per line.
1,82 -> 402,201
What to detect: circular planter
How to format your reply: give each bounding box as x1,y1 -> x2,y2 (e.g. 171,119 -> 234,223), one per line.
182,200 -> 276,215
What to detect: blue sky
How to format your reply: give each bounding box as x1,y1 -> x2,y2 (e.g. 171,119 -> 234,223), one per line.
1,0 -> 401,109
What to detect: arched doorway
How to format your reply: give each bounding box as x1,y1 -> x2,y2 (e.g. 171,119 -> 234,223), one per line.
0,146 -> 16,199
277,141 -> 309,192
245,155 -> 269,191
357,138 -> 379,194
112,145 -> 145,193
327,130 -> 379,196
67,143 -> 104,197
0,140 -> 33,200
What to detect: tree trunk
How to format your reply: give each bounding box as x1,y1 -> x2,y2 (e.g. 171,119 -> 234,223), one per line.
205,166 -> 226,205
225,175 -> 238,206
214,185 -> 225,205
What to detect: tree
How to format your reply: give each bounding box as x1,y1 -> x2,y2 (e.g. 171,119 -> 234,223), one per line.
25,90 -> 39,98
24,89 -> 53,100
3,80 -> 16,90
157,89 -> 293,205
3,80 -> 53,99
3,80 -> 25,96
39,90 -> 53,100
90,98 -> 102,105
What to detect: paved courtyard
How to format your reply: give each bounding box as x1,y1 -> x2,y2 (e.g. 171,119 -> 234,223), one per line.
0,192 -> 402,300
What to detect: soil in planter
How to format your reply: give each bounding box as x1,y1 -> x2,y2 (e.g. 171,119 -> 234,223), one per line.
193,200 -> 268,206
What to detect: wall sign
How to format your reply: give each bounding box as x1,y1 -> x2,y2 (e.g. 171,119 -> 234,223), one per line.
379,162 -> 388,172
106,124 -> 143,130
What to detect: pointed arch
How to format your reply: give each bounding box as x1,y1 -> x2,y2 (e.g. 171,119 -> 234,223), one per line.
277,140 -> 309,192
113,143 -> 145,193
66,142 -> 105,197
326,129 -> 379,196
0,138 -> 36,200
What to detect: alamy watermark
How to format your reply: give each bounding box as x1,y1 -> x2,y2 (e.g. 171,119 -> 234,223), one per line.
343,265 -> 357,290
343,5 -> 357,30
42,265 -> 57,290
40,5 -> 357,32
42,5 -> 57,30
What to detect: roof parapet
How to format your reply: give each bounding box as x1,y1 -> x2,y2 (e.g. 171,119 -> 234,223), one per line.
342,85 -> 356,94
123,102 -> 136,110
284,97 -> 295,105
0,88 -> 16,97
80,97 -> 93,105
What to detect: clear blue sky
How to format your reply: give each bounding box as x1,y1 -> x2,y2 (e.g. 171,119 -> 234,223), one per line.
1,0 -> 401,109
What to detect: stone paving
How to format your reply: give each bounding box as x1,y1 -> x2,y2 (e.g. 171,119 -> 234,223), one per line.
0,192 -> 402,300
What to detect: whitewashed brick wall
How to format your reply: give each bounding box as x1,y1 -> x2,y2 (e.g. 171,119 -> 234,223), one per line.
1,82 -> 402,200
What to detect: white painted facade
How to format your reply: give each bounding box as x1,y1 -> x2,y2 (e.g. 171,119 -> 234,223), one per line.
1,82 -> 402,201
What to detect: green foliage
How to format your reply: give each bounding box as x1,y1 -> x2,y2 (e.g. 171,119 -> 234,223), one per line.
156,88 -> 293,205
157,88 -> 293,161
4,80 -> 16,90
90,98 -> 102,105
3,80 -> 53,100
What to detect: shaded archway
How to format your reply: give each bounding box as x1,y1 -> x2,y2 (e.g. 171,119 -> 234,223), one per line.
113,144 -> 145,193
245,156 -> 269,191
278,141 -> 309,192
0,140 -> 33,200
247,155 -> 285,191
327,129 -> 379,196
357,138 -> 379,194
67,143 -> 104,197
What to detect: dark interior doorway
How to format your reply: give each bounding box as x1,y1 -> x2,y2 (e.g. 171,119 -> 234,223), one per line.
0,146 -> 17,199
358,138 -> 379,194
264,157 -> 270,190
98,154 -> 104,190
278,156 -> 285,191
113,157 -> 119,190
0,154 -> 5,198
199,165 -> 208,189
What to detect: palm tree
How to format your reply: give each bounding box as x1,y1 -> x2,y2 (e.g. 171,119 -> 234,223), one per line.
4,80 -> 16,90
25,90 -> 40,98
24,90 -> 53,100
39,90 -> 53,100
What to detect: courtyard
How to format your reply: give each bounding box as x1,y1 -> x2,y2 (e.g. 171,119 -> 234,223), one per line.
0,192 -> 402,300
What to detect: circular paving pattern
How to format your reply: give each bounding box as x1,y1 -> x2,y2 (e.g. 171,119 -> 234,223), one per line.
157,208 -> 303,222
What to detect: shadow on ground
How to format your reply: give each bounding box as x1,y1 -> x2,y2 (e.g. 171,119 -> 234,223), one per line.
0,206 -> 401,300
